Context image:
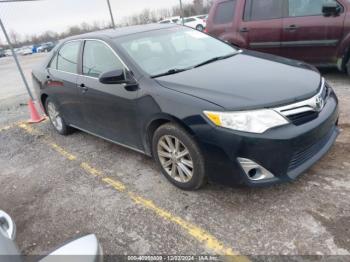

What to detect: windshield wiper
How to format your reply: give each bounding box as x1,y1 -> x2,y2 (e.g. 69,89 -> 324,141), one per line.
151,52 -> 239,78
193,53 -> 238,68
151,68 -> 190,78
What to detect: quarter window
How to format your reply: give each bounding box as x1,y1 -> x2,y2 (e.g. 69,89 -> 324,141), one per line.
214,0 -> 237,24
244,0 -> 283,20
48,53 -> 58,69
288,0 -> 338,17
56,41 -> 80,74
82,40 -> 124,78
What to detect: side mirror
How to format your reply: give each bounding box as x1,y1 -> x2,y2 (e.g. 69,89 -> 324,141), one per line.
99,69 -> 126,84
0,211 -> 16,241
322,2 -> 341,16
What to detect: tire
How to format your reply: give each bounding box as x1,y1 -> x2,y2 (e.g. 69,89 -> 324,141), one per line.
152,123 -> 207,190
45,97 -> 73,136
196,25 -> 204,31
346,58 -> 350,76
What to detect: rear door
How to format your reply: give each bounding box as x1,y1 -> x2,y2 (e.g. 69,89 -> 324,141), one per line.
281,0 -> 346,65
46,40 -> 82,126
239,0 -> 284,56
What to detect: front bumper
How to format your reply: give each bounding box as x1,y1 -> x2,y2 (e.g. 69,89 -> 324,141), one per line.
197,90 -> 339,187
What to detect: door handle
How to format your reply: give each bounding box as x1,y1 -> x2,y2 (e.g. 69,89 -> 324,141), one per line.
80,83 -> 88,93
239,27 -> 249,33
285,24 -> 298,31
0,211 -> 16,240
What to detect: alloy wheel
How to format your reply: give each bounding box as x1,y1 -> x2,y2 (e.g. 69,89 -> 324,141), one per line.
157,135 -> 194,183
47,102 -> 63,131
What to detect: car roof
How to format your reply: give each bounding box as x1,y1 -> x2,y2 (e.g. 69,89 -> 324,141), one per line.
66,23 -> 178,41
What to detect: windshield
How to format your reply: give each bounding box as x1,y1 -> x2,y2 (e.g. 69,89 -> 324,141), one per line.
115,27 -> 238,76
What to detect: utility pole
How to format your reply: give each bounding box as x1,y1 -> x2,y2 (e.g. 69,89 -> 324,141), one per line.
179,0 -> 184,25
0,0 -> 45,123
0,17 -> 34,100
0,0 -> 43,101
106,0 -> 116,29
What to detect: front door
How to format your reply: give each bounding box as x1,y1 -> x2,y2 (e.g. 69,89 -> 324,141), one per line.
281,0 -> 346,65
76,40 -> 142,150
239,0 -> 284,56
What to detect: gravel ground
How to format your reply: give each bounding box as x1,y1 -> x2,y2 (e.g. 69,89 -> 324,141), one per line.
0,54 -> 349,258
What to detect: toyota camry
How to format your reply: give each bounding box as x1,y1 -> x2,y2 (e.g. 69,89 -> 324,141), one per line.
32,24 -> 339,190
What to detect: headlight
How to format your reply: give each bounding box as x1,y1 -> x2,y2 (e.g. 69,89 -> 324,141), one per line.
204,109 -> 289,134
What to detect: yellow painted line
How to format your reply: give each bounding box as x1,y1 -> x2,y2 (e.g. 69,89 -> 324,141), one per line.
81,162 -> 103,177
0,120 -> 26,132
0,125 -> 12,132
19,123 -> 37,135
49,142 -> 77,161
128,192 -> 247,260
103,177 -> 126,192
18,124 -> 75,162
17,123 -> 249,260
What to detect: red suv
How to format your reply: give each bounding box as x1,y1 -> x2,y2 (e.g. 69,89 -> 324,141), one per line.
206,0 -> 350,74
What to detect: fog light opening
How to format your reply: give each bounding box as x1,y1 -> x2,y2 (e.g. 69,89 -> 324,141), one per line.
237,158 -> 275,181
248,168 -> 260,179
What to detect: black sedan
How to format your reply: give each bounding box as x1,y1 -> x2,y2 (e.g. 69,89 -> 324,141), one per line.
32,24 -> 339,190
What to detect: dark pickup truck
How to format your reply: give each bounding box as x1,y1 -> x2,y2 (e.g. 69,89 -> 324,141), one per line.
206,0 -> 350,74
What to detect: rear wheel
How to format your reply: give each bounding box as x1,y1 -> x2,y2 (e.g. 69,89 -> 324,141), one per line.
45,97 -> 73,135
346,57 -> 350,76
152,123 -> 207,190
196,25 -> 204,31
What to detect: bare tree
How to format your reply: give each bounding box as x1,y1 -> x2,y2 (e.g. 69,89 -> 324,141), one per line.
9,30 -> 20,46
4,0 -> 214,47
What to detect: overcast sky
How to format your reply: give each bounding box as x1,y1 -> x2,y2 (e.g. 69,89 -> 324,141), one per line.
0,0 -> 191,42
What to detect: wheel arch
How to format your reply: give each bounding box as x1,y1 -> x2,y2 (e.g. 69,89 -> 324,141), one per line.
144,114 -> 196,156
337,33 -> 350,72
41,93 -> 49,114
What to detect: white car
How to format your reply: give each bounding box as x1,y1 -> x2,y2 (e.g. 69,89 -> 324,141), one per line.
4,49 -> 12,56
19,46 -> 33,56
181,16 -> 206,31
158,16 -> 181,24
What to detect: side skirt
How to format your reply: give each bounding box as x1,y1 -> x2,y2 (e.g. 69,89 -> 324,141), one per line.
69,124 -> 150,156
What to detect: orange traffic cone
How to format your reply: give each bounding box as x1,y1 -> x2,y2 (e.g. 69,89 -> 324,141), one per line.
28,99 -> 45,124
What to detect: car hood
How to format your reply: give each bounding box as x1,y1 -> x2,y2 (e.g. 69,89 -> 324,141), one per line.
155,51 -> 321,110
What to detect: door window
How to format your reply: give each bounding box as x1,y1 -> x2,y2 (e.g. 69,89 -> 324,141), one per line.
288,0 -> 338,17
82,40 -> 124,78
214,0 -> 237,24
185,18 -> 196,23
57,41 -> 80,74
244,0 -> 283,20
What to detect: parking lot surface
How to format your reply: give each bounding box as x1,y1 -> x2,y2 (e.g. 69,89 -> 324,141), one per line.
0,54 -> 349,257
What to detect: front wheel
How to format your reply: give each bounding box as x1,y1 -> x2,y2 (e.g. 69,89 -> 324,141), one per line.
46,97 -> 73,135
152,123 -> 207,190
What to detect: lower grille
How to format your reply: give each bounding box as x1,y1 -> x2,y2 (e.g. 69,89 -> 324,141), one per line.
288,129 -> 334,172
